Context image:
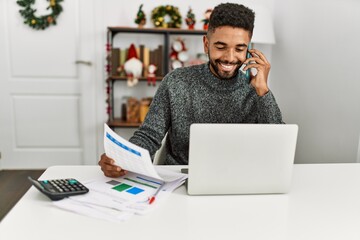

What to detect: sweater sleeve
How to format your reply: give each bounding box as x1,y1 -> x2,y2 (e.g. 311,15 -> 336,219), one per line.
256,90 -> 284,124
129,77 -> 171,159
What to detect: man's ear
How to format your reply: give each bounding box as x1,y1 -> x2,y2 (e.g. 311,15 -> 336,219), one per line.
203,35 -> 209,54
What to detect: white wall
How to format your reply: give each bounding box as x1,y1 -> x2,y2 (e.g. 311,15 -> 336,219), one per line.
271,0 -> 360,163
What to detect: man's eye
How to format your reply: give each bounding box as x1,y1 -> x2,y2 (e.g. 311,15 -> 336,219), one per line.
216,46 -> 225,50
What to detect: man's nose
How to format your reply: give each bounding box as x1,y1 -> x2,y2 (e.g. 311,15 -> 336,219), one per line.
223,49 -> 236,62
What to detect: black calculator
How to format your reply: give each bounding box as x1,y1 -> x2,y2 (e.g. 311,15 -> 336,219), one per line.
28,176 -> 89,201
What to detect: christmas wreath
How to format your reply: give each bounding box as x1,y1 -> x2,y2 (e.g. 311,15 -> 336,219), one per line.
16,0 -> 63,30
151,5 -> 182,28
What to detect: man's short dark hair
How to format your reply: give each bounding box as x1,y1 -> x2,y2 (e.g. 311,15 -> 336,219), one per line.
208,3 -> 255,37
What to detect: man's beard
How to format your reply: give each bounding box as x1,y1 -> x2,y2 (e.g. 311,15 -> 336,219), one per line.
209,57 -> 242,80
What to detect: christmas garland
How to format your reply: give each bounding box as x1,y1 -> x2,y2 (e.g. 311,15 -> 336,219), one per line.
16,0 -> 63,30
151,5 -> 182,28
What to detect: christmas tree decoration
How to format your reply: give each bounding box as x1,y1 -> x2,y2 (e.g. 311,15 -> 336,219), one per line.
185,7 -> 196,30
170,38 -> 188,70
151,5 -> 182,28
16,0 -> 63,30
105,64 -> 111,74
106,43 -> 111,52
124,44 -> 143,87
202,9 -> 213,30
105,43 -> 111,74
147,64 -> 157,86
134,4 -> 146,28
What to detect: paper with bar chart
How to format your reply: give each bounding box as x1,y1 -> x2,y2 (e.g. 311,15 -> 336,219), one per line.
86,172 -> 164,203
104,123 -> 163,180
53,125 -> 188,222
54,168 -> 187,221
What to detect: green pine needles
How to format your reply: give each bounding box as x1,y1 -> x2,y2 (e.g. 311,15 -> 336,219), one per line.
16,0 -> 63,30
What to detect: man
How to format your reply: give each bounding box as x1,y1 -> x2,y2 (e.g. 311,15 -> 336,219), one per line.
99,3 -> 283,177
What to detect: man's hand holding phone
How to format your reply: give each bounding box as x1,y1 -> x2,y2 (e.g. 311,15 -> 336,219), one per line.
242,49 -> 270,97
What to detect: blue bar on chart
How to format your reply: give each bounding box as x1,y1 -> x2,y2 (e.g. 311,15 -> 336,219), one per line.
126,187 -> 145,195
106,132 -> 141,156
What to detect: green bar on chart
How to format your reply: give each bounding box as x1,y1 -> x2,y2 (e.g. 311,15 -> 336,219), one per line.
112,183 -> 132,192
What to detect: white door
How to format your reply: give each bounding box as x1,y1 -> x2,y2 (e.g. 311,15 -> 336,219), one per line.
0,0 -> 97,169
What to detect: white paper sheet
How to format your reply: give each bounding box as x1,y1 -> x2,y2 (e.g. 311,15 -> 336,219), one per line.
104,124 -> 162,180
53,194 -> 134,222
53,168 -> 187,222
85,172 -> 164,204
53,126 -> 188,222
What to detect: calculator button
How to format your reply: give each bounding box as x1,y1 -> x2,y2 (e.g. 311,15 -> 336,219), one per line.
68,179 -> 77,184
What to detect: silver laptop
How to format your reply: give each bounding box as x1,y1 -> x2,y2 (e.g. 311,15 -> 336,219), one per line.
187,124 -> 298,195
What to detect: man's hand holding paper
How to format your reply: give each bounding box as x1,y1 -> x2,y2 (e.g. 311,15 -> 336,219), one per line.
98,153 -> 128,178
101,124 -> 175,182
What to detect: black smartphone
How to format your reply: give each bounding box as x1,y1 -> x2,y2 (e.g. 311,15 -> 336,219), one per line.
240,50 -> 252,81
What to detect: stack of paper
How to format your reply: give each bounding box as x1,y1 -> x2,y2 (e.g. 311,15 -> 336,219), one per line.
53,124 -> 187,222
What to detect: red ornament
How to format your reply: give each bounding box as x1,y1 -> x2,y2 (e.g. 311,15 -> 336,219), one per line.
202,9 -> 212,30
147,64 -> 157,86
170,38 -> 188,70
106,43 -> 111,51
105,64 -> 110,73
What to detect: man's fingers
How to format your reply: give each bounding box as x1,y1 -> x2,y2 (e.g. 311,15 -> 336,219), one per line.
103,157 -> 115,165
249,49 -> 269,64
105,171 -> 122,178
99,153 -> 115,165
244,49 -> 270,73
101,164 -> 120,172
99,153 -> 128,178
243,62 -> 260,72
104,169 -> 127,178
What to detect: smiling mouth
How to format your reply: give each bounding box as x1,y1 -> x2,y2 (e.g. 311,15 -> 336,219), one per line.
218,62 -> 238,72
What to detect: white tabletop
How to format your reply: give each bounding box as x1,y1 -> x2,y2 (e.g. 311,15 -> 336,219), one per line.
1,164 -> 360,240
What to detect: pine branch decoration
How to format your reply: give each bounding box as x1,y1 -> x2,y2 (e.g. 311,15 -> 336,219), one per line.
16,0 -> 64,30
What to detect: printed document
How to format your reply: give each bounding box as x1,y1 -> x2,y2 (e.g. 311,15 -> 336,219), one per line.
54,167 -> 187,222
53,125 -> 188,222
104,124 -> 164,180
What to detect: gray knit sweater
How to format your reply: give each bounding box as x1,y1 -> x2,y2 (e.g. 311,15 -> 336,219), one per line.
129,63 -> 283,165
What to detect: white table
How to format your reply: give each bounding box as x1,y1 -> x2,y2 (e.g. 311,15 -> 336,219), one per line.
1,164 -> 360,240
